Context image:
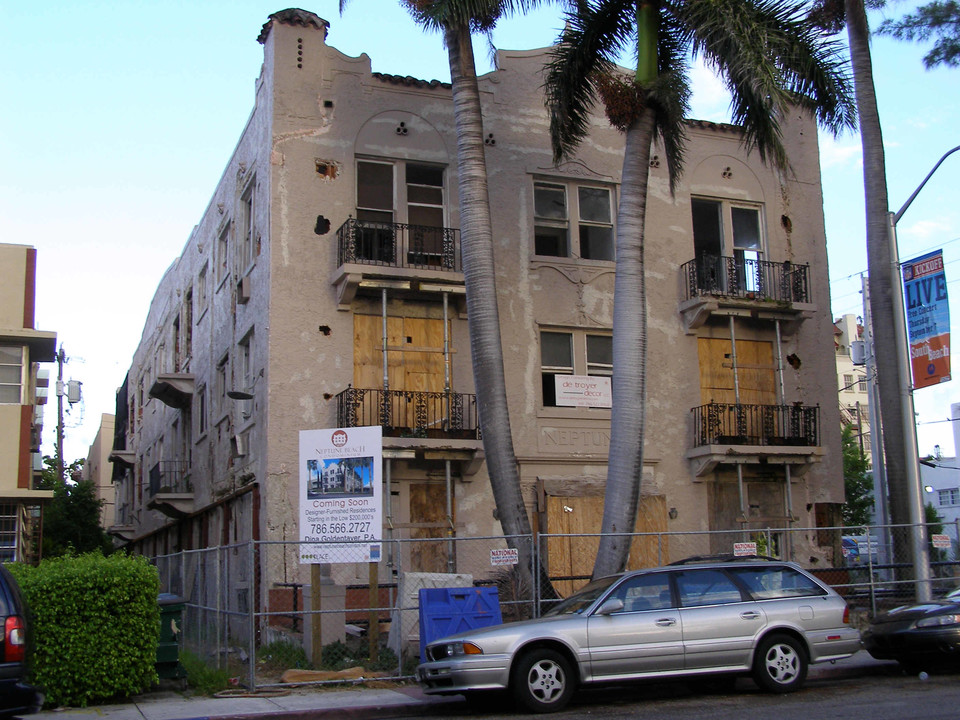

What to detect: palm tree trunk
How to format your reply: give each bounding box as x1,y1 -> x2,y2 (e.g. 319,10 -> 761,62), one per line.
593,107 -> 656,579
444,24 -> 541,576
844,0 -> 911,544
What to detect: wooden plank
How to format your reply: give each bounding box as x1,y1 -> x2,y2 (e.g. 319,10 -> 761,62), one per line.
410,482 -> 450,573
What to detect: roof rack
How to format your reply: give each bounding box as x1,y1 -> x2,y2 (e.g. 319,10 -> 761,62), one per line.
667,554 -> 781,565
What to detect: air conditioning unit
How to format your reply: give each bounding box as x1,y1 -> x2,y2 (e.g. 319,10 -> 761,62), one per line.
231,433 -> 247,458
237,276 -> 251,304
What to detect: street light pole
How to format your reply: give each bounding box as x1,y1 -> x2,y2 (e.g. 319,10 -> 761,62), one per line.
889,144 -> 960,603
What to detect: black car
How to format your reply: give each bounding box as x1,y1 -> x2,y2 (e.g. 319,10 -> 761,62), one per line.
0,563 -> 43,718
862,590 -> 960,672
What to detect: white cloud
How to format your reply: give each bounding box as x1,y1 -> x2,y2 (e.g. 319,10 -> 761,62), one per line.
818,133 -> 862,170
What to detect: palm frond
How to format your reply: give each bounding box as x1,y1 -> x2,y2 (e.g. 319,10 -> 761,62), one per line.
544,0 -> 638,162
650,20 -> 691,193
404,0 -> 550,32
676,0 -> 856,169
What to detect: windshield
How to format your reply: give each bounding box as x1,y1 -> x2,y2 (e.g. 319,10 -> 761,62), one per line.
543,576 -> 619,616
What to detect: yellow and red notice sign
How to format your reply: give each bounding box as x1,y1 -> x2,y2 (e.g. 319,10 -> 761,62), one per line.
903,250 -> 951,389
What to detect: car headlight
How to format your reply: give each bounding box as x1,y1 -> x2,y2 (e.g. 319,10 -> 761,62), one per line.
916,614 -> 960,628
430,641 -> 484,660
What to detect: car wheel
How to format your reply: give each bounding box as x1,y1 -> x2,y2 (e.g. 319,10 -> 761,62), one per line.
752,633 -> 807,693
510,648 -> 575,713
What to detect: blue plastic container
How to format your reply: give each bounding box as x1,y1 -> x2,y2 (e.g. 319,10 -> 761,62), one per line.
418,586 -> 502,662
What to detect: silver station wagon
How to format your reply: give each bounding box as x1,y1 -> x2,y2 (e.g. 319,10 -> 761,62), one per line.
416,557 -> 862,712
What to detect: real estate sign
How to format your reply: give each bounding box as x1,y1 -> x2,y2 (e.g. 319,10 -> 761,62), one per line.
299,426 -> 382,564
903,249 -> 951,389
555,374 -> 612,408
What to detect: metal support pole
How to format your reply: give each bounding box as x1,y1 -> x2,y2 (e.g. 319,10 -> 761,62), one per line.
862,277 -> 892,568
445,459 -> 455,572
888,212 -> 932,602
443,293 -> 451,430
889,145 -> 960,602
729,317 -> 746,524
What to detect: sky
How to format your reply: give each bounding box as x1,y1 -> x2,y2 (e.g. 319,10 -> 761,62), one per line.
2,0 -> 958,465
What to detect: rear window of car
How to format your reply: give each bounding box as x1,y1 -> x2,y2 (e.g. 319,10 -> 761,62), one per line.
727,566 -> 827,600
674,569 -> 745,607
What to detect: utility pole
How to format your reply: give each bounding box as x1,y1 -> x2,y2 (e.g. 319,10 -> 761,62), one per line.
56,346 -> 65,484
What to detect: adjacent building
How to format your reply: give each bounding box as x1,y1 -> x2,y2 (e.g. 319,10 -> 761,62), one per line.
835,313 -> 873,464
83,413 -> 117,529
0,243 -> 57,564
109,10 -> 843,618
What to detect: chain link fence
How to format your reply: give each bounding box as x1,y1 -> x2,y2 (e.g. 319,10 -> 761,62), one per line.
151,521 -> 959,690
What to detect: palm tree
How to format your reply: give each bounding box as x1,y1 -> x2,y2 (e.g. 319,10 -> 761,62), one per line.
397,0 -> 547,587
808,0 -> 913,552
546,0 -> 857,578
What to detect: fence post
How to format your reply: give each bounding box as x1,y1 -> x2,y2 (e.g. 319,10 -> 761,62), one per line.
866,524 -> 877,616
248,539 -> 257,690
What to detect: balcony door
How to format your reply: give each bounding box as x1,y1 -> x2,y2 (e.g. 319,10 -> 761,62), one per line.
353,313 -> 449,430
698,338 -> 776,443
356,160 -> 446,266
691,198 -> 764,294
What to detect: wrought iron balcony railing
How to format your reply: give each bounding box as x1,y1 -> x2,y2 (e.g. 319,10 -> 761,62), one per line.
336,387 -> 480,440
692,402 -> 820,448
148,460 -> 192,496
681,255 -> 810,303
337,218 -> 461,272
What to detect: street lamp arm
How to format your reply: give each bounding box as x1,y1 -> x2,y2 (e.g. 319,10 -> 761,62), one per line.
894,144 -> 960,224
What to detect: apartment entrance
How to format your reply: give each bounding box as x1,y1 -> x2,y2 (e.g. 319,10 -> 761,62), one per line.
539,489 -> 668,596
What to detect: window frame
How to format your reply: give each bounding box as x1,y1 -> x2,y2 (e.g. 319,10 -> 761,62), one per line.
938,487 -> 960,507
239,177 -> 256,273
539,328 -> 613,411
533,179 -> 615,261
0,346 -> 24,405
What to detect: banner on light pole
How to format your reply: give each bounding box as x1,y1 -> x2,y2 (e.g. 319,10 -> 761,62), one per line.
902,249 -> 951,389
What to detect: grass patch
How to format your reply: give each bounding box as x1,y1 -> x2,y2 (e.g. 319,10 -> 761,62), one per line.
180,650 -> 232,695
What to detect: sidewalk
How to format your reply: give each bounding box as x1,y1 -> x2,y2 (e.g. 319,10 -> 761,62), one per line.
29,652 -> 899,720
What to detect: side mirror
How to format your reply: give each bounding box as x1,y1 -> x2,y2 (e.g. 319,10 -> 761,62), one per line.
596,598 -> 624,615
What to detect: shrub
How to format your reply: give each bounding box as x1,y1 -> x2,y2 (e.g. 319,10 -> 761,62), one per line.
9,553 -> 160,707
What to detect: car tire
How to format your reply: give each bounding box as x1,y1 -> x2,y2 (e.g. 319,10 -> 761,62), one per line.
510,648 -> 575,713
752,633 -> 807,693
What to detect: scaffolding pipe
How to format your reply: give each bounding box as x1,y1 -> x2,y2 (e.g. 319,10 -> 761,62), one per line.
381,289 -> 389,396
384,459 -> 394,570
443,293 -> 451,430
774,320 -> 794,559
446,459 -> 455,572
729,317 -> 746,522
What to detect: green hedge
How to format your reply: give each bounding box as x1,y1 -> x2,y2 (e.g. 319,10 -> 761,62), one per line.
9,553 -> 160,707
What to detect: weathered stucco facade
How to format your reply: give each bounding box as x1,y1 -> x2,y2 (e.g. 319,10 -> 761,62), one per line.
111,9 -> 843,602
0,243 -> 56,563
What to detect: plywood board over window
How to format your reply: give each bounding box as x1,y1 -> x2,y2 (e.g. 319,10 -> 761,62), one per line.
353,314 -> 448,393
541,492 -> 667,597
698,337 -> 776,406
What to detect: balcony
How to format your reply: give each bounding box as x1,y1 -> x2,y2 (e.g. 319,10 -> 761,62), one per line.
686,402 -> 823,476
331,218 -> 465,308
679,256 -> 814,331
108,502 -> 135,541
149,373 -> 195,411
146,460 -> 194,518
336,387 -> 483,470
